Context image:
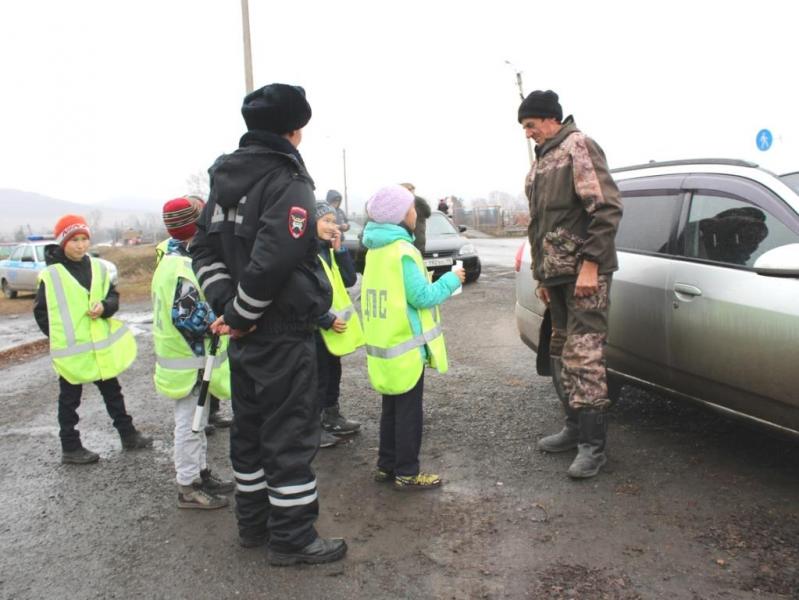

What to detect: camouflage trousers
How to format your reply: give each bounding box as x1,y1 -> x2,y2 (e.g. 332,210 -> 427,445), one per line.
547,275 -> 611,411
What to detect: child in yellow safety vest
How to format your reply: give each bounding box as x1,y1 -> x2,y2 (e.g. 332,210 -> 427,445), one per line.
152,198 -> 235,510
361,185 -> 465,490
33,214 -> 152,464
314,202 -> 364,448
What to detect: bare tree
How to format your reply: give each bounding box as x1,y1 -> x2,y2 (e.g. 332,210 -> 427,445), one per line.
88,209 -> 103,233
185,169 -> 210,200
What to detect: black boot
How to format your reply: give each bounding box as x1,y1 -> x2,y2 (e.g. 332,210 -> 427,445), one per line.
269,537 -> 348,566
537,357 -> 579,453
322,404 -> 361,436
567,409 -> 607,479
120,430 -> 153,450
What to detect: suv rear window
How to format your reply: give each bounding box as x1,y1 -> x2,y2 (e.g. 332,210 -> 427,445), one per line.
616,191 -> 683,254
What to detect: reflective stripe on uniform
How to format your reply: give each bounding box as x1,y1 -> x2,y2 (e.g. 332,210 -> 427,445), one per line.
155,350 -> 228,370
233,297 -> 262,320
266,479 -> 316,495
237,284 -> 271,308
365,323 -> 443,359
50,322 -> 132,358
268,492 -> 318,507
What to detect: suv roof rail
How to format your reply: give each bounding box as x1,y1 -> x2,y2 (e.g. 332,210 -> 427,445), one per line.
611,158 -> 759,174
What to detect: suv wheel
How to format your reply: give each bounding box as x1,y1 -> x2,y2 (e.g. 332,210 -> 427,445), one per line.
2,279 -> 17,299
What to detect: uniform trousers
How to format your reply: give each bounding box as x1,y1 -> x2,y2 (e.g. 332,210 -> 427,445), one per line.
229,331 -> 321,552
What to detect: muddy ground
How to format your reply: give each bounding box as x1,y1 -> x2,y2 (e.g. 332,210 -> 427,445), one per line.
1,265 -> 798,599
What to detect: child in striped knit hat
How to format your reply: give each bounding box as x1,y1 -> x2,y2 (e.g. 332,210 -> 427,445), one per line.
152,198 -> 235,509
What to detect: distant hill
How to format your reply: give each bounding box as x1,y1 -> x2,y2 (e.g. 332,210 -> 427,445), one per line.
0,189 -> 159,240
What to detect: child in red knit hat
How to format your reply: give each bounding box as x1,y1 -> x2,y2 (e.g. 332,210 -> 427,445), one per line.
33,214 -> 152,464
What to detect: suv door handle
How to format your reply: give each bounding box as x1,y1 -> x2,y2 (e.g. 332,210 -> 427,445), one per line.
674,283 -> 702,301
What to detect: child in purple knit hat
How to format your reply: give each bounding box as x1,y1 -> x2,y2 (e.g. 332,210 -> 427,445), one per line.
360,185 -> 465,490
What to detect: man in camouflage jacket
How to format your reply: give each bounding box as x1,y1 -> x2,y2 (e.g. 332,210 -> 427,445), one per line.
519,90 -> 622,479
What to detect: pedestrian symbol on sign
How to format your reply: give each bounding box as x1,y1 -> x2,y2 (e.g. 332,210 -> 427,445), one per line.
756,129 -> 773,151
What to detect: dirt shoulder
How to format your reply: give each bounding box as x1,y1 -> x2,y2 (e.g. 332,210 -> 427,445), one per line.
0,266 -> 797,599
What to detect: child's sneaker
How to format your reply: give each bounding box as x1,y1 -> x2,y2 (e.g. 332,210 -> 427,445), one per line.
393,472 -> 442,491
120,430 -> 153,450
320,430 -> 340,448
177,483 -> 228,510
374,468 -> 394,483
61,446 -> 100,464
200,468 -> 235,495
322,405 -> 361,436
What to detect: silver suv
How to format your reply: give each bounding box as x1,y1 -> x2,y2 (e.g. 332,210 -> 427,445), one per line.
515,159 -> 799,436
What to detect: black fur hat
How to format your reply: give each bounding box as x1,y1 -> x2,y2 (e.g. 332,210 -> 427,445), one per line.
241,84 -> 312,134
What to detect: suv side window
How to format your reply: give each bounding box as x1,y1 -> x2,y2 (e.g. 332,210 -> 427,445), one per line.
21,246 -> 34,262
616,191 -> 683,254
9,246 -> 24,261
681,193 -> 799,267
35,245 -> 45,262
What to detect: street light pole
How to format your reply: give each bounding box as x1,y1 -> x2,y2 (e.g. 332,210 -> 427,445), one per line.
241,0 -> 254,94
505,60 -> 534,165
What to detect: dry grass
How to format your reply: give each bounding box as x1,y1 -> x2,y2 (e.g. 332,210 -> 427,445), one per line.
0,244 -> 158,316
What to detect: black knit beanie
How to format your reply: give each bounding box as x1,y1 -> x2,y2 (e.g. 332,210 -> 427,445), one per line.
241,84 -> 312,134
517,89 -> 563,123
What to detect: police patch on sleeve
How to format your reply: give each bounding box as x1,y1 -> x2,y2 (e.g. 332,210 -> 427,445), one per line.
288,206 -> 308,239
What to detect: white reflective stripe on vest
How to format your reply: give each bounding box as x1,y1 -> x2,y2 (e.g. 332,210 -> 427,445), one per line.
47,266 -> 77,346
331,305 -> 355,322
155,350 -> 228,370
365,323 -> 443,359
50,322 -> 132,358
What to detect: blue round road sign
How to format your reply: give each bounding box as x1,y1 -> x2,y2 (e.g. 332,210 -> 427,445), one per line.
756,129 -> 773,151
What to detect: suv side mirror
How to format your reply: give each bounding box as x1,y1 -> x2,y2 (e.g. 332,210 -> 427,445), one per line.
753,243 -> 799,277
458,225 -> 467,233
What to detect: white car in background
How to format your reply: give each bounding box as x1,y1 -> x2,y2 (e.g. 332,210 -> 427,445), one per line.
0,238 -> 118,298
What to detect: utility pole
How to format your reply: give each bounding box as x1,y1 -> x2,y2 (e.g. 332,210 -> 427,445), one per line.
505,60 -> 534,165
342,148 -> 349,216
241,0 -> 254,94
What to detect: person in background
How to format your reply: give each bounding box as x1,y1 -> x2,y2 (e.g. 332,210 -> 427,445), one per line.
361,185 -> 464,491
314,202 -> 363,448
326,190 -> 349,240
34,214 -> 152,464
152,197 -> 235,509
400,183 -> 432,253
437,198 -> 450,216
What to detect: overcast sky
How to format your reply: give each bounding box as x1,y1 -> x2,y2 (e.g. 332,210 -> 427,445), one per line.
1,0 -> 796,214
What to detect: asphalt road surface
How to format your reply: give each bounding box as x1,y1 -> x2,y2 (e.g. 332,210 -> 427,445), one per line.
1,256 -> 798,599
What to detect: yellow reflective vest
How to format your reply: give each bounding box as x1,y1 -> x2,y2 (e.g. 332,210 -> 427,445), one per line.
38,259 -> 137,385
318,249 -> 364,356
361,240 -> 448,395
151,252 -> 231,400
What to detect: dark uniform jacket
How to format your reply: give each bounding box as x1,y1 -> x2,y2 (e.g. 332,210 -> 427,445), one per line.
525,116 -> 623,287
33,245 -> 119,336
191,131 -> 332,347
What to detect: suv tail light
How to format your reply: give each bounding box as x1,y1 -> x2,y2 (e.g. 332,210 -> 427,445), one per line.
514,241 -> 526,272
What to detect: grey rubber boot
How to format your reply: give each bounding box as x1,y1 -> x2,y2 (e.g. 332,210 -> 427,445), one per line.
537,357 -> 579,453
567,409 -> 608,479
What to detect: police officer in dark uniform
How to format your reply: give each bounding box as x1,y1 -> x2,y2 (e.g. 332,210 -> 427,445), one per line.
191,83 -> 347,566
